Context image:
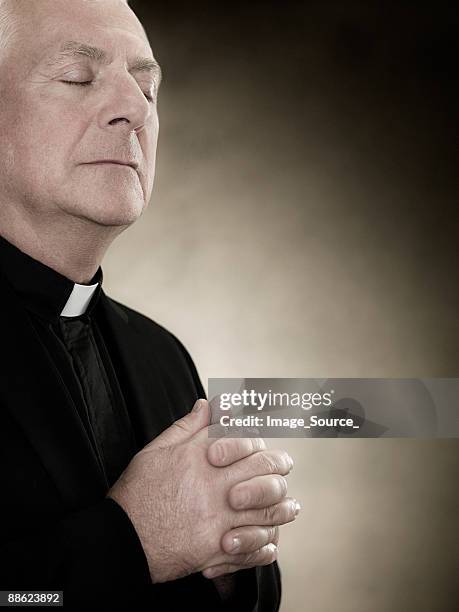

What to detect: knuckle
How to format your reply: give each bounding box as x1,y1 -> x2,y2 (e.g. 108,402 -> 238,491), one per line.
275,502 -> 287,523
173,418 -> 191,434
211,441 -> 226,463
251,437 -> 265,453
267,543 -> 278,562
224,438 -> 237,459
273,450 -> 292,474
230,484 -> 248,508
252,485 -> 266,506
247,544 -> 275,566
261,505 -> 275,522
245,530 -> 259,552
243,550 -> 258,565
284,499 -> 297,522
266,526 -> 278,545
258,452 -> 277,474
264,499 -> 294,525
281,451 -> 293,472
260,544 -> 277,565
275,475 -> 288,497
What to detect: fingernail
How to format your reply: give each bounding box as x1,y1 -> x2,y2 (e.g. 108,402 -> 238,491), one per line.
294,501 -> 301,516
230,537 -> 241,552
193,399 -> 204,413
288,455 -> 294,470
267,543 -> 277,554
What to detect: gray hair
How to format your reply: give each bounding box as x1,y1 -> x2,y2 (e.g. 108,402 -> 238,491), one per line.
0,0 -> 131,53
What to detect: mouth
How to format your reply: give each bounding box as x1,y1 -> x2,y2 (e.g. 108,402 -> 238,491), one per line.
83,160 -> 139,170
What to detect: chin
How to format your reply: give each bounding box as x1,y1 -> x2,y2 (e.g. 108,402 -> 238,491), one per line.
66,194 -> 146,227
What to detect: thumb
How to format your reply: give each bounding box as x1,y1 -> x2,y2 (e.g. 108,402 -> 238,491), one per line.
155,399 -> 210,447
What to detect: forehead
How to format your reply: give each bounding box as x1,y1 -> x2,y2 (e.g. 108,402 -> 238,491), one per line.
13,0 -> 153,69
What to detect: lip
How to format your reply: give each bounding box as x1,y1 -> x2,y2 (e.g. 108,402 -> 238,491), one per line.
83,160 -> 139,170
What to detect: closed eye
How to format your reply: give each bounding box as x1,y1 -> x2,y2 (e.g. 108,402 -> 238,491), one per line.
61,79 -> 156,102
61,80 -> 92,86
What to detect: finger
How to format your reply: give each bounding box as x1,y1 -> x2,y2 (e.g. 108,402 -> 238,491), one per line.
235,497 -> 301,527
152,399 -> 211,448
229,474 -> 288,510
207,436 -> 267,467
202,544 -> 278,579
221,525 -> 279,554
225,449 -> 294,485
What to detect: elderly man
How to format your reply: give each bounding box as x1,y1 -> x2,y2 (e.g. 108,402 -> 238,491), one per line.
0,0 -> 299,609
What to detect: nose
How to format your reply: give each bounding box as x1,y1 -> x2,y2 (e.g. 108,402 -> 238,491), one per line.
97,72 -> 152,133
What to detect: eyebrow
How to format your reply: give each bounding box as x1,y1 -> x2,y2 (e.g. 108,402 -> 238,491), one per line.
45,40 -> 162,85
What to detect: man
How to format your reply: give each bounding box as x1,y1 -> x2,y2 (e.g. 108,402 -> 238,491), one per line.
0,0 -> 299,609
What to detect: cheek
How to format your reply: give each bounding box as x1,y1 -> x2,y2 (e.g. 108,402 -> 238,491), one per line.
140,120 -> 159,188
143,115 -> 159,158
12,103 -> 84,182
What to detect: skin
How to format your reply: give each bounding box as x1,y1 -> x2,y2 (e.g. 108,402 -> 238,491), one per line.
0,0 -> 299,591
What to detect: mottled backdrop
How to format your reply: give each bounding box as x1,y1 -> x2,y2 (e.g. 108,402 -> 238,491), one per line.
103,2 -> 459,610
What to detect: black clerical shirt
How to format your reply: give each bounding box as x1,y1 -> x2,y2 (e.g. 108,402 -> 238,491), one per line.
0,235 -> 271,611
0,235 -> 136,489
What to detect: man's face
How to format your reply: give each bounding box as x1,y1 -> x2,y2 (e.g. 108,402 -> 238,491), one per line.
0,0 -> 160,228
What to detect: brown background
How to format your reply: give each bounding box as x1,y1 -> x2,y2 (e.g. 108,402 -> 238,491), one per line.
103,2 -> 459,610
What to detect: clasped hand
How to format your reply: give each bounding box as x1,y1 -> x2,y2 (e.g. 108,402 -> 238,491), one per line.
107,399 -> 300,583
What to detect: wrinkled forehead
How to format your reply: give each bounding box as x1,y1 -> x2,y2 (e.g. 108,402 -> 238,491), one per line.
3,0 -> 153,72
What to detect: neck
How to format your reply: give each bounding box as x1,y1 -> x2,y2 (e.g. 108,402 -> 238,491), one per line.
0,209 -> 125,284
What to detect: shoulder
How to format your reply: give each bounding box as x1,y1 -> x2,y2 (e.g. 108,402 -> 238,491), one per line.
104,295 -> 189,355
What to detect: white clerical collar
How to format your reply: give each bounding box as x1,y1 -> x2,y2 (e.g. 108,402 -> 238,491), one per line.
60,282 -> 99,317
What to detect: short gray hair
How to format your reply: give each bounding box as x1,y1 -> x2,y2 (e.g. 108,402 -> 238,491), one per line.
0,0 -> 131,54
